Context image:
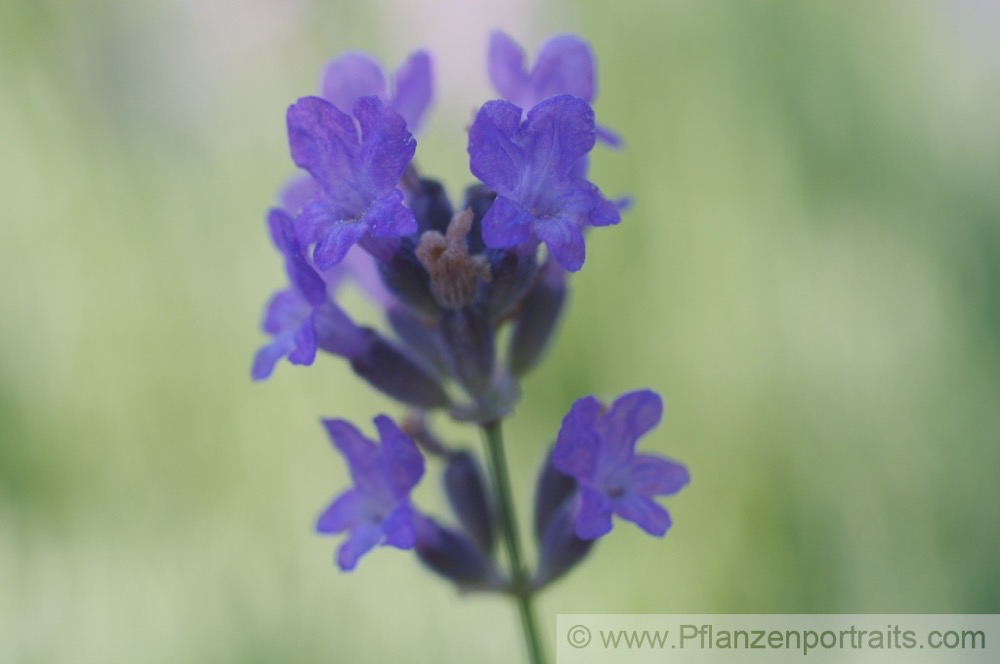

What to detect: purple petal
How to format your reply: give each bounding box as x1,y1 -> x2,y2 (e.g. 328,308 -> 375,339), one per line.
521,95 -> 596,179
287,96 -> 359,192
598,389 -> 663,462
320,52 -> 387,112
253,290 -> 312,380
313,220 -> 368,270
595,124 -> 623,148
278,175 -> 319,215
381,504 -> 418,549
312,301 -> 368,359
614,494 -> 672,537
629,454 -> 690,496
372,415 -> 424,498
287,252 -> 327,306
336,523 -> 383,571
531,35 -> 594,102
251,334 -> 295,381
363,189 -> 417,237
268,209 -> 328,305
260,289 -> 309,336
488,31 -> 530,107
287,320 -> 317,365
552,395 -> 603,480
294,196 -> 335,246
267,208 -> 298,254
316,488 -> 368,534
341,247 -> 395,307
577,181 -> 621,227
480,195 -> 535,248
323,419 -> 382,495
533,217 -> 585,272
354,96 -> 416,191
468,100 -> 525,194
575,487 -> 613,540
390,51 -> 433,132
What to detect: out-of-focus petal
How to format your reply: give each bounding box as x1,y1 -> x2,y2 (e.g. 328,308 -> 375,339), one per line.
531,35 -> 594,102
381,504 -> 418,549
373,415 -> 425,497
598,390 -> 663,459
614,494 -> 672,537
287,321 -> 317,365
488,30 -> 530,107
312,301 -> 368,359
323,418 -> 383,496
390,51 -> 433,132
251,334 -> 296,381
575,487 -> 613,540
321,52 -> 387,112
629,454 -> 690,496
552,396 -> 602,479
315,488 -> 367,534
336,523 -> 383,571
533,217 -> 585,272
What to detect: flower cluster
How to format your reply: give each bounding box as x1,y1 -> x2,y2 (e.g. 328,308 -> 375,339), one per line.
253,30 -> 688,608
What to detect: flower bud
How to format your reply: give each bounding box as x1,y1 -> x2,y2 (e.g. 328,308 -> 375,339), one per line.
485,246 -> 539,323
533,449 -> 577,540
533,495 -> 593,589
350,329 -> 450,410
508,257 -> 566,376
443,451 -> 494,552
460,184 -> 495,255
415,517 -> 505,591
387,305 -> 449,375
409,177 -> 454,235
439,304 -> 495,397
377,241 -> 441,319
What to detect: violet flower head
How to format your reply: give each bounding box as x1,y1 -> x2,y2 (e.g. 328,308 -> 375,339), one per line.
488,30 -> 621,146
315,415 -> 426,571
288,95 -> 417,271
321,50 -> 433,133
468,95 -> 620,272
251,208 -> 367,380
552,390 -> 690,540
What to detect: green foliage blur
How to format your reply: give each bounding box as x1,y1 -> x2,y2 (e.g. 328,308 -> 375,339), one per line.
2,0 -> 998,662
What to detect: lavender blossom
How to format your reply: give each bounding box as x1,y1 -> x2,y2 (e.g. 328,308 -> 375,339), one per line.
552,390 -> 690,540
315,416 -> 425,571
321,50 -> 433,133
468,95 -> 620,271
488,30 -> 620,146
251,208 -> 368,380
288,95 -> 417,270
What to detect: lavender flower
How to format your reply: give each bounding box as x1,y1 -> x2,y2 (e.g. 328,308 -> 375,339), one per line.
321,50 -> 433,133
315,415 -> 425,571
552,390 -> 690,540
468,95 -> 620,271
253,34 -> 686,664
488,30 -> 620,146
288,95 -> 417,270
251,208 -> 368,380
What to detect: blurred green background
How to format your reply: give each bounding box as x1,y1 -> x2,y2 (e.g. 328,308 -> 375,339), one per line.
2,0 -> 998,661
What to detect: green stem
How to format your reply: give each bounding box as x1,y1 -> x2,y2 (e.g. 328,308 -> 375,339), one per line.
480,420 -> 546,664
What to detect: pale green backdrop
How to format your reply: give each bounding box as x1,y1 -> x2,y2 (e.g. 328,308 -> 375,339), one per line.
2,0 -> 998,662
